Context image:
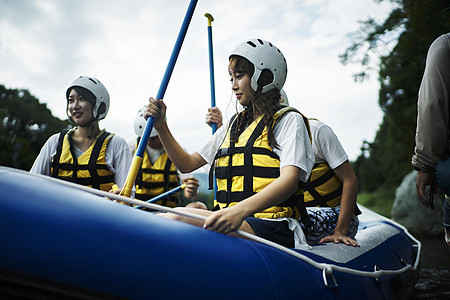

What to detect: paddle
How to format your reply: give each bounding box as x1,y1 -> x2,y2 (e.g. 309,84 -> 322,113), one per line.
205,13 -> 217,134
120,0 -> 198,197
204,12 -> 219,201
133,184 -> 186,209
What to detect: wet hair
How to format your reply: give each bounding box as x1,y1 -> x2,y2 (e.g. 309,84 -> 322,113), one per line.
229,55 -> 282,148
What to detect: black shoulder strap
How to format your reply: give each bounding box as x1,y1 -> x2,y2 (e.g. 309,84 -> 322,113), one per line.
208,113 -> 239,190
50,129 -> 70,177
87,131 -> 111,189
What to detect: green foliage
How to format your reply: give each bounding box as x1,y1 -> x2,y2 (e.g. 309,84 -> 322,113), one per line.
344,0 -> 450,195
0,85 -> 71,170
179,191 -> 214,210
357,189 -> 396,217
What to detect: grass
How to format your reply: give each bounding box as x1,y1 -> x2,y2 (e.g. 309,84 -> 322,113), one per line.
357,188 -> 396,218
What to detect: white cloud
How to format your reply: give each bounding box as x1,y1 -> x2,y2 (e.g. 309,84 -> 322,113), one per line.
0,0 -> 397,161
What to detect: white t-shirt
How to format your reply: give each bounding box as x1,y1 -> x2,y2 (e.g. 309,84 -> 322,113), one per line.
197,111 -> 315,183
30,131 -> 132,188
309,119 -> 348,169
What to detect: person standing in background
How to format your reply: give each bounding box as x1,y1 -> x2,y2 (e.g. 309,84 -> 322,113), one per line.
412,33 -> 450,246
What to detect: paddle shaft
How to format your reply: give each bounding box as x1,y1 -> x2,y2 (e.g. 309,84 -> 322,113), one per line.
205,13 -> 218,199
121,0 -> 198,197
205,13 -> 217,134
134,184 -> 186,209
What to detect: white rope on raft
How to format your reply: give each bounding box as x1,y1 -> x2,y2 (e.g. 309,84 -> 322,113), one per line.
11,168 -> 421,280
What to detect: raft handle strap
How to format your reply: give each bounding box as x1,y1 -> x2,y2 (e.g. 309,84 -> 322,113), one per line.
322,267 -> 338,289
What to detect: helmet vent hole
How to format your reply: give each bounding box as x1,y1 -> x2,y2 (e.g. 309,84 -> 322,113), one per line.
247,41 -> 257,48
257,39 -> 264,45
88,78 -> 98,85
269,42 -> 273,47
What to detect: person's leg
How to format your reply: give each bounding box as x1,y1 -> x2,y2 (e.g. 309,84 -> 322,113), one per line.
245,218 -> 295,248
301,207 -> 339,244
185,201 -> 208,209
443,195 -> 450,246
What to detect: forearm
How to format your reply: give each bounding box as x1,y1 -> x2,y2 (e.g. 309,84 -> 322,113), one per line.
156,121 -> 205,173
334,181 -> 358,235
332,161 -> 359,235
232,166 -> 299,217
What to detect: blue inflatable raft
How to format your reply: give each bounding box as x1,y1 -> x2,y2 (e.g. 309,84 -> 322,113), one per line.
0,167 -> 420,299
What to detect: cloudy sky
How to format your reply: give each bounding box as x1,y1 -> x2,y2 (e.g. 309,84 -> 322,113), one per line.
0,0 -> 397,163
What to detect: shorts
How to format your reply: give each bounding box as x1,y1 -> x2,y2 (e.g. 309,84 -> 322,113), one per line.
245,217 -> 294,248
301,207 -> 359,244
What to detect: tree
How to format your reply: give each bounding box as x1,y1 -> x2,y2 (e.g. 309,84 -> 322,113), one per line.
342,0 -> 450,192
0,85 -> 71,170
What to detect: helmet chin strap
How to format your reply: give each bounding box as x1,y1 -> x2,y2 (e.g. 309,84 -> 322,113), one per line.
86,124 -> 94,139
79,117 -> 97,139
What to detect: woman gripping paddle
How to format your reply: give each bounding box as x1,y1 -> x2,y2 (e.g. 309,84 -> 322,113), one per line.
145,39 -> 314,248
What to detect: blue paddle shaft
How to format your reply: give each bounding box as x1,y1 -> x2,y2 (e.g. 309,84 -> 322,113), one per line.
134,185 -> 184,209
136,0 -> 198,158
207,25 -> 217,134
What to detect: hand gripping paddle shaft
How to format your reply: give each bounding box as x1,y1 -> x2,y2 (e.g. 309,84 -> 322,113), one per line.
121,0 -> 198,197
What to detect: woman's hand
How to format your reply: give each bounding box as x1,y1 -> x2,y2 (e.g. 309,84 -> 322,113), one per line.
144,97 -> 167,130
319,232 -> 360,247
416,169 -> 436,208
205,107 -> 223,128
183,177 -> 199,200
203,205 -> 247,234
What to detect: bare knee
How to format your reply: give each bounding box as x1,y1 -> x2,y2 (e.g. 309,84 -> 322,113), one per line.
185,201 -> 207,210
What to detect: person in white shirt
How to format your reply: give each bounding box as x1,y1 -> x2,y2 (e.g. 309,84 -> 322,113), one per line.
129,106 -> 201,208
144,39 -> 314,248
205,92 -> 359,247
30,76 -> 132,192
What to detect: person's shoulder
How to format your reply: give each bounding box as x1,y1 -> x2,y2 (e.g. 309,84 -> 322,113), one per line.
437,32 -> 450,42
45,132 -> 64,146
308,118 -> 324,128
429,33 -> 450,51
108,133 -> 126,143
308,119 -> 332,133
276,107 -> 304,120
107,133 -> 132,150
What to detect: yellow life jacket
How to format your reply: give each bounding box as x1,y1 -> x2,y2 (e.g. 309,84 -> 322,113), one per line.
303,162 -> 342,207
133,138 -> 180,207
210,106 -> 311,219
51,128 -> 115,192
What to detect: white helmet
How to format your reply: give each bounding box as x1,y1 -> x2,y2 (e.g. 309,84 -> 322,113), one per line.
230,39 -> 287,93
66,76 -> 110,120
279,89 -> 289,106
134,105 -> 158,138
